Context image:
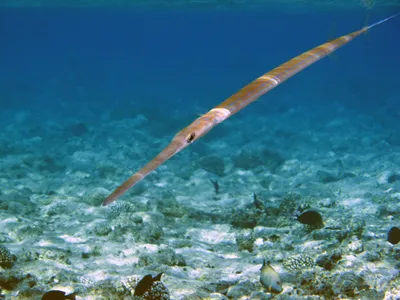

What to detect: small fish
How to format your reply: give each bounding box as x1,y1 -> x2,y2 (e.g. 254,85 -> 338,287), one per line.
387,226 -> 400,245
134,273 -> 163,296
210,179 -> 219,194
297,210 -> 323,227
42,290 -> 76,300
260,260 -> 283,294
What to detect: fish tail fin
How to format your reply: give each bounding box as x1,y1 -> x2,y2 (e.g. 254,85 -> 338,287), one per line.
66,293 -> 77,300
153,272 -> 163,281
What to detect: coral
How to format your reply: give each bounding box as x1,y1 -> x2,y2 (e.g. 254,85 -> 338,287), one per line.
140,281 -> 170,300
39,248 -> 71,264
88,279 -> 130,299
81,193 -> 107,206
122,275 -> 170,299
385,276 -> 400,299
297,268 -> 370,298
20,248 -> 71,265
231,197 -> 295,229
197,155 -> 225,177
349,217 -> 366,239
346,237 -> 364,254
131,215 -> 144,224
157,193 -> 187,218
316,251 -> 342,271
156,247 -> 186,267
362,251 -> 382,262
358,289 -> 385,299
0,245 -> 16,269
93,223 -> 112,237
14,287 -> 43,299
279,193 -> 301,216
298,270 -> 335,297
249,291 -> 270,299
81,245 -> 102,259
231,207 -> 261,229
226,279 -> 257,298
0,270 -> 36,291
332,271 -> 369,297
283,255 -> 315,272
235,231 -> 255,252
138,223 -> 164,244
46,203 -> 68,216
138,247 -> 186,267
106,201 -> 136,218
121,275 -> 139,291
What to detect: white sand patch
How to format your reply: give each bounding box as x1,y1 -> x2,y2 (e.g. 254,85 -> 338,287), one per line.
186,225 -> 235,245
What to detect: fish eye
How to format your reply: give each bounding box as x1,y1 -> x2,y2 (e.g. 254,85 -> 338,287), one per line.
186,132 -> 196,143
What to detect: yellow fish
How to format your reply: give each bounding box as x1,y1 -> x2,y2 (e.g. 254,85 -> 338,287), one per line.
260,260 -> 282,294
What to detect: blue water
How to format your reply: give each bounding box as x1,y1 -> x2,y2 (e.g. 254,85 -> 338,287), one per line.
1,8 -> 399,124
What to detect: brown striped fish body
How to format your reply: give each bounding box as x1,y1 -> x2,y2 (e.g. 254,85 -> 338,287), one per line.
103,13 -> 399,206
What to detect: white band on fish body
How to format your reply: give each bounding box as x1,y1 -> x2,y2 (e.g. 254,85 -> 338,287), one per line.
209,108 -> 231,123
260,75 -> 280,86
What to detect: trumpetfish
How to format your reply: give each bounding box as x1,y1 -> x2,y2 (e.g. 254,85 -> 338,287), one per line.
103,13 -> 399,206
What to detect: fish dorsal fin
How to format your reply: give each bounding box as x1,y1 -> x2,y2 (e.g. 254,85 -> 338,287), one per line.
153,272 -> 163,282
261,259 -> 271,269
